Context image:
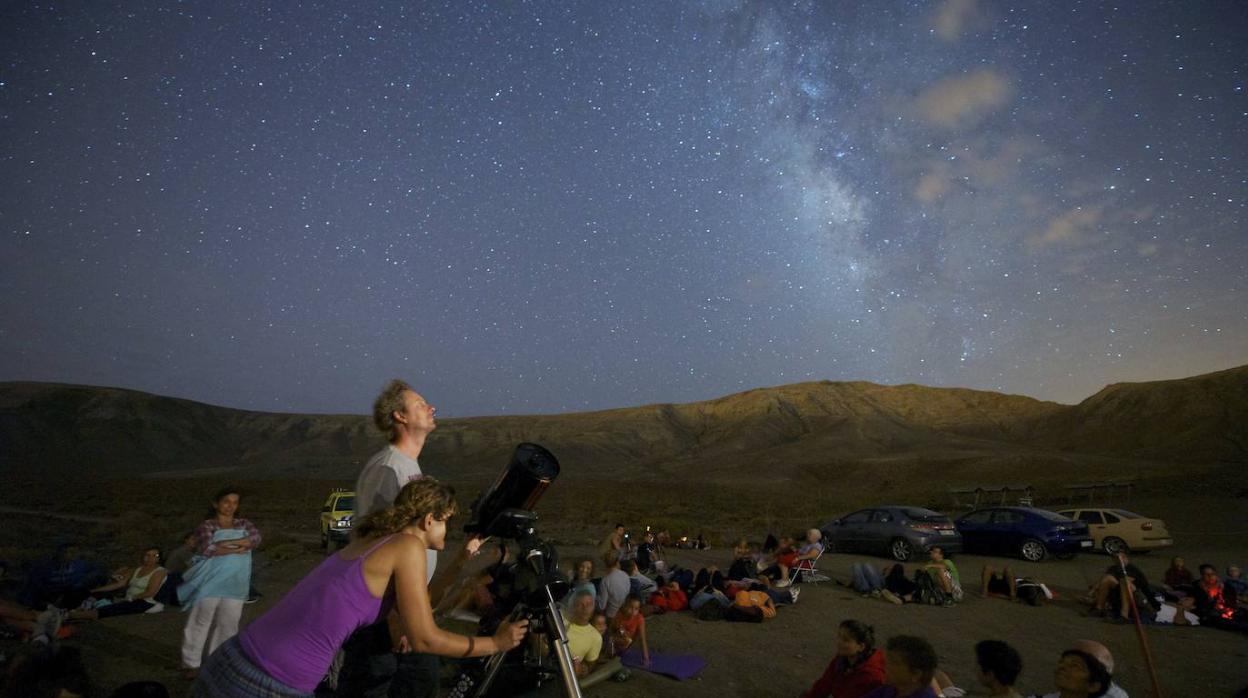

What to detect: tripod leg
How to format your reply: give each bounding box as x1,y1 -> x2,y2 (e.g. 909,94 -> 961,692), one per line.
540,588 -> 584,698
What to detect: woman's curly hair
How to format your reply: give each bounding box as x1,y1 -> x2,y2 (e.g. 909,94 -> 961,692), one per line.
355,477 -> 458,539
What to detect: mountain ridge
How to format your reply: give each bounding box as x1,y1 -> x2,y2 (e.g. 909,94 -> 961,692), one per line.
2,364 -> 1245,481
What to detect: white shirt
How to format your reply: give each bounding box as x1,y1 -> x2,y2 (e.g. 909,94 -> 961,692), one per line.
356,445 -> 437,581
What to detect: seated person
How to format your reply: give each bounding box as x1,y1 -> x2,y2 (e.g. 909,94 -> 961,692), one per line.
17,543 -> 107,611
980,565 -> 1051,606
635,532 -> 660,573
610,595 -> 650,665
599,524 -> 625,557
156,532 -> 198,606
1224,564 -> 1245,607
727,539 -> 760,581
802,619 -> 885,698
1037,648 -> 1113,698
757,536 -> 794,581
590,611 -> 612,659
1151,596 -> 1200,626
563,591 -> 623,688
564,558 -> 596,610
861,635 -> 940,698
1162,556 -> 1195,599
597,550 -> 631,618
69,547 -> 167,619
973,640 -> 1023,698
1192,562 -> 1248,632
625,559 -> 657,599
775,529 -> 824,587
1088,552 -> 1156,617
921,547 -> 962,601
1036,640 -> 1125,698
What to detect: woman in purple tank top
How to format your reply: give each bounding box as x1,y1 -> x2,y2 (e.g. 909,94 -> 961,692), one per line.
192,477 -> 530,697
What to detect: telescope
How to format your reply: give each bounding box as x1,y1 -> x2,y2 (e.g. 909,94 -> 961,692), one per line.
463,442 -> 559,540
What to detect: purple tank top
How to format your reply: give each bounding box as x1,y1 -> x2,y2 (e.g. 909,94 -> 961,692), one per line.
239,535 -> 394,691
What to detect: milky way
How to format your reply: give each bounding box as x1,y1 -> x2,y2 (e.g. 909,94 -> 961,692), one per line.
2,1 -> 1245,415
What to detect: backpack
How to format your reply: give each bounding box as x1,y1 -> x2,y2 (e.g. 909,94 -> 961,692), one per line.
913,570 -> 948,606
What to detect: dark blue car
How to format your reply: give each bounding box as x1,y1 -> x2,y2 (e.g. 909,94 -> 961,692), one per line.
955,507 -> 1093,562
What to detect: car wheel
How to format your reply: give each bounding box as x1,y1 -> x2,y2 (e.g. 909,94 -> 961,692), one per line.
1020,538 -> 1047,562
890,538 -> 913,562
1102,536 -> 1128,555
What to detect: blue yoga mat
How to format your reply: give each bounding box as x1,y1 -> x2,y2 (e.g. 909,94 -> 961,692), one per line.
620,648 -> 707,680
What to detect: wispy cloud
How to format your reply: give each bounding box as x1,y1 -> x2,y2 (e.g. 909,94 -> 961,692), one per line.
1032,205 -> 1104,247
917,69 -> 1012,128
932,0 -> 983,42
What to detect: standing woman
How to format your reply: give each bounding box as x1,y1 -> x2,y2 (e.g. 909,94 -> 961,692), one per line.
179,485 -> 261,679
191,477 -> 528,697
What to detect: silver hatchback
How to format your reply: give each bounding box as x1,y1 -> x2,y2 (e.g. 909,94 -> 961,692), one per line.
820,506 -> 963,561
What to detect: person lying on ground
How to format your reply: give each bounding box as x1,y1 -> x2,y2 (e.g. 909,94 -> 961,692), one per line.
802,619 -> 885,698
597,549 -> 631,618
610,595 -> 650,666
689,567 -> 731,610
848,563 -> 902,604
980,565 -> 1051,606
922,547 -> 962,601
861,634 -> 940,698
774,529 -> 824,588
68,547 -> 167,619
0,600 -> 66,644
188,477 -> 528,698
647,577 -> 688,613
16,543 -> 107,611
973,640 -> 1024,698
885,563 -> 918,603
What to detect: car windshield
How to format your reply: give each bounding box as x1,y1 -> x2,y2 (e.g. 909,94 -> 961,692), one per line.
335,496 -> 355,512
1032,509 -> 1072,522
900,508 -> 945,522
1108,509 -> 1141,519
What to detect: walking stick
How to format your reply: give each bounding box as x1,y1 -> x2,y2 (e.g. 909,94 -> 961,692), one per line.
1118,554 -> 1164,698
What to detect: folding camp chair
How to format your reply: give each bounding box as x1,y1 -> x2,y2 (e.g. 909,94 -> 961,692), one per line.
791,547 -> 830,585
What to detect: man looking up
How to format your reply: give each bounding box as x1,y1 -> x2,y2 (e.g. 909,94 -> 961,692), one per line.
337,379 -> 482,698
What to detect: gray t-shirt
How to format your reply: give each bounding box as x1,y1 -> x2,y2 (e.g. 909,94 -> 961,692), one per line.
597,569 -> 631,617
356,445 -> 437,581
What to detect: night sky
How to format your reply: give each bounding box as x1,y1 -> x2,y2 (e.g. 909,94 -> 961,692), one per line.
2,1 -> 1245,416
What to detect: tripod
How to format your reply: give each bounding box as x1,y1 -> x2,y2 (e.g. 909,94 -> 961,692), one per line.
460,583 -> 583,698
448,529 -> 582,698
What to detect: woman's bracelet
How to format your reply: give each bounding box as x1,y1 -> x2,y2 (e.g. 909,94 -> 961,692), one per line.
462,636 -> 475,658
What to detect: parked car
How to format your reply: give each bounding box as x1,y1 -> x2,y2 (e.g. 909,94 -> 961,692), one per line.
1053,507 -> 1173,555
955,507 -> 1093,562
820,506 -> 962,562
320,489 -> 355,551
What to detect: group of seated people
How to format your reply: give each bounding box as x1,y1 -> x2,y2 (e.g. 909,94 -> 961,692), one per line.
1085,552 -> 1247,632
0,531 -> 208,646
801,621 -> 1127,698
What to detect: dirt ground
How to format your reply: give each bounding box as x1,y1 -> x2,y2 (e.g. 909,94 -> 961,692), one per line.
4,492 -> 1248,696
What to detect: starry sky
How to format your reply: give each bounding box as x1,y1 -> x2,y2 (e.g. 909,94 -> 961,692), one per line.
2,1 -> 1245,416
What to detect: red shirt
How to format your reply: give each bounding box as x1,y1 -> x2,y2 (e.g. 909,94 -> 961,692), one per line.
804,648 -> 886,698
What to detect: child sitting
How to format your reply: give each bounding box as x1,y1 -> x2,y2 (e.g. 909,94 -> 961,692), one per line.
610,596 -> 650,666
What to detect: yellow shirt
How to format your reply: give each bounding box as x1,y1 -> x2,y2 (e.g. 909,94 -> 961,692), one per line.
564,618 -> 602,664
